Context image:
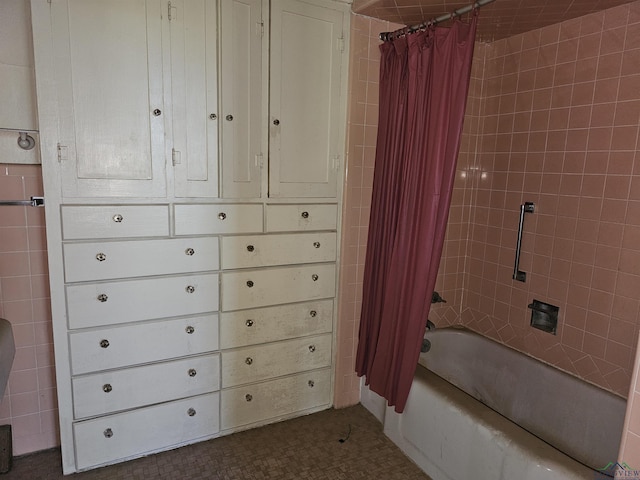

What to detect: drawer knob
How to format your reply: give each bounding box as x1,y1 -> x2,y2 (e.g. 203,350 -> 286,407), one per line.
312,274 -> 319,281
309,345 -> 316,353
112,214 -> 123,223
245,394 -> 253,402
97,293 -> 108,303
245,357 -> 253,365
273,119 -> 280,126
246,245 -> 255,252
246,280 -> 254,288
245,319 -> 254,327
308,380 -> 315,388
100,339 -> 110,348
103,428 -> 113,438
188,368 -> 197,377
218,212 -> 227,220
185,247 -> 195,256
187,408 -> 196,417
301,211 -> 309,219
310,310 -> 317,317
185,325 -> 195,334
103,383 -> 113,393
153,108 -> 162,116
313,242 -> 320,249
96,252 -> 107,262
226,114 -> 234,121
186,285 -> 195,294
209,113 -> 217,120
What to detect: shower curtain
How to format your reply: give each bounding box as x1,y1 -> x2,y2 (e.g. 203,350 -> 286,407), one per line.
356,14 -> 478,413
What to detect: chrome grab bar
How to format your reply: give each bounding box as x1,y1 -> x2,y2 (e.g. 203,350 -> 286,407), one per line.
513,201 -> 534,282
0,196 -> 45,207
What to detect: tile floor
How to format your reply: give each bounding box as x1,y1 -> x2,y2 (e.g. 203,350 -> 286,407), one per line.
2,405 -> 431,479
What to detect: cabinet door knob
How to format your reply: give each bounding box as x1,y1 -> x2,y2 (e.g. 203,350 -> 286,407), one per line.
103,384 -> 113,393
246,280 -> 254,288
245,319 -> 254,327
185,325 -> 195,334
187,408 -> 196,417
103,428 -> 114,438
112,214 -> 123,223
185,248 -> 195,256
100,339 -> 110,348
209,113 -> 217,120
301,211 -> 309,219
313,242 -> 320,249
185,285 -> 195,294
309,345 -> 316,353
226,114 -> 233,121
273,119 -> 280,126
97,293 -> 108,302
153,108 -> 162,116
245,357 -> 253,365
312,274 -> 319,281
188,368 -> 197,377
308,380 -> 315,388
310,310 -> 317,317
96,252 -> 107,262
218,212 -> 227,220
246,245 -> 255,252
245,394 -> 253,402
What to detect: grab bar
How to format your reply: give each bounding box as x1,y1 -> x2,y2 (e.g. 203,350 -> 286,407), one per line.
0,196 -> 45,207
513,201 -> 534,282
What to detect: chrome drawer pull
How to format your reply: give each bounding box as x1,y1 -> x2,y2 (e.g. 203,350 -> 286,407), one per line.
112,214 -> 123,223
310,310 -> 317,317
100,339 -> 110,348
96,253 -> 107,262
301,211 -> 309,219
245,319 -> 254,327
103,428 -> 113,438
103,384 -> 113,393
226,114 -> 234,121
313,242 -> 320,248
153,108 -> 162,116
188,368 -> 197,377
245,394 -> 253,402
308,380 -> 315,388
185,285 -> 195,294
218,212 -> 227,220
209,113 -> 217,120
246,280 -> 254,288
245,357 -> 253,365
246,245 -> 255,252
97,294 -> 108,303
187,408 -> 196,417
309,345 -> 316,353
185,247 -> 195,256
311,274 -> 319,281
185,325 -> 195,334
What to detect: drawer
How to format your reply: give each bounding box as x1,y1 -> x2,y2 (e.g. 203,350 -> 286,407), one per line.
221,264 -> 335,311
220,300 -> 333,349
70,314 -> 219,375
66,274 -> 219,329
73,354 -> 220,419
220,232 -> 336,270
221,368 -> 331,430
64,237 -> 219,282
74,392 -> 219,471
174,204 -> 263,235
62,205 -> 169,240
265,204 -> 337,232
221,334 -> 331,388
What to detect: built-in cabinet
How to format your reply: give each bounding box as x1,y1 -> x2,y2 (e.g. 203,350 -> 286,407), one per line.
31,0 -> 349,473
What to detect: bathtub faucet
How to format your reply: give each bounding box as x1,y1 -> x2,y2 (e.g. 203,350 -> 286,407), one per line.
431,291 -> 447,304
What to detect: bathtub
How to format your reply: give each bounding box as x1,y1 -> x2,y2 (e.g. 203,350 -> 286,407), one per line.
383,327 -> 626,480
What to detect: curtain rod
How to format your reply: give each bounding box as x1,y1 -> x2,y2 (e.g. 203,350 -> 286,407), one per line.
379,0 -> 496,42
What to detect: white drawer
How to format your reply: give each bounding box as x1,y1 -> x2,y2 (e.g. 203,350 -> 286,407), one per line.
64,237 -> 219,282
265,204 -> 337,232
221,264 -> 335,311
74,392 -> 219,471
62,205 -> 169,240
67,274 -> 219,329
221,334 -> 331,388
174,204 -> 263,235
73,354 -> 220,419
220,232 -> 336,270
70,315 -> 219,375
220,300 -> 333,349
221,368 -> 331,430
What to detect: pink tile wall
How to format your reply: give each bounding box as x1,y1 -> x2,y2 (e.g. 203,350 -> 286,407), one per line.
0,164 -> 58,454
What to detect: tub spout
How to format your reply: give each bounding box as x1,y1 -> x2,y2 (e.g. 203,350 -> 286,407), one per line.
432,291 -> 447,303
426,319 -> 436,331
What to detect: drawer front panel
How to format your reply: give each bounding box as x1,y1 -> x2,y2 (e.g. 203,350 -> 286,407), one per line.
64,237 -> 220,282
67,274 -> 219,329
221,334 -> 331,388
73,354 -> 220,419
74,392 -> 220,471
221,368 -> 331,430
220,232 -> 336,270
220,300 -> 333,349
62,205 -> 169,240
221,264 -> 335,311
265,204 -> 337,232
174,204 -> 263,235
70,315 -> 219,375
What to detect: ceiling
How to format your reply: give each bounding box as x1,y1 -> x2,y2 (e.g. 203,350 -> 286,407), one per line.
352,0 -> 636,42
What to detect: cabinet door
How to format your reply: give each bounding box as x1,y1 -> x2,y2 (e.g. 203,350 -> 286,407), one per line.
269,0 -> 344,198
170,0 -> 220,197
219,0 -> 266,198
51,0 -> 167,198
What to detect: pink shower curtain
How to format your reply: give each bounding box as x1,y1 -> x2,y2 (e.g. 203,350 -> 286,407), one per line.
356,15 -> 478,413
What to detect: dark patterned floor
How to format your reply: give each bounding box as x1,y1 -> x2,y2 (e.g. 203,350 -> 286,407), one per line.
3,405 -> 431,479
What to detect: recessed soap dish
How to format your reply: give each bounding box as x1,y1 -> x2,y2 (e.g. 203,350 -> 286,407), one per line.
528,299 -> 559,335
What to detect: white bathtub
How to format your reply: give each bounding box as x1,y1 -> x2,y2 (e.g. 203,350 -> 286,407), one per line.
382,327 -> 626,480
